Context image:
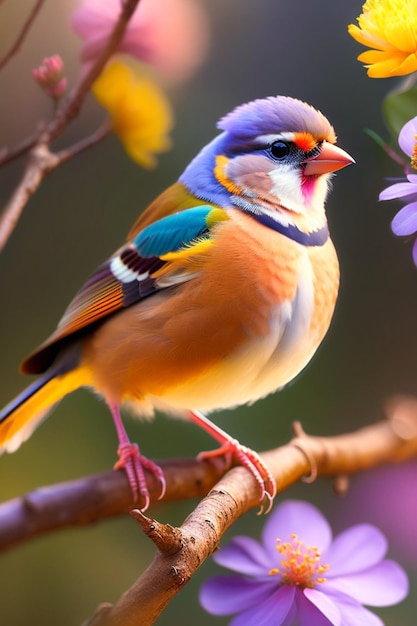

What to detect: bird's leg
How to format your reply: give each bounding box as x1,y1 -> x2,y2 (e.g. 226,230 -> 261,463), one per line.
109,404 -> 166,510
189,410 -> 276,514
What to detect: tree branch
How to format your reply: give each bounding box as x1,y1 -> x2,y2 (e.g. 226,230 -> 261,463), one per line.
45,0 -> 142,142
2,399 -> 416,553
0,0 -> 46,71
0,122 -> 111,249
0,0 -> 142,252
0,457 -> 227,552
1,396 -> 417,625
82,396 -> 417,626
55,121 -> 111,164
0,131 -> 40,167
0,144 -> 59,248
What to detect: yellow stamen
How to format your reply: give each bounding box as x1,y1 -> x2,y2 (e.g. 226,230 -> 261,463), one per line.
411,134 -> 417,170
268,534 -> 330,589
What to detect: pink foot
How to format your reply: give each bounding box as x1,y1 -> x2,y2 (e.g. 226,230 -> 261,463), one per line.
114,442 -> 166,511
190,411 -> 276,514
109,404 -> 166,511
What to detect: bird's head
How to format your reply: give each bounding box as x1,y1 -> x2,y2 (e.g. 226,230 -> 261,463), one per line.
180,96 -> 354,238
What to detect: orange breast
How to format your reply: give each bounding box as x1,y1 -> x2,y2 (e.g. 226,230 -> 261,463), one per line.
82,210 -> 339,411
307,240 -> 340,343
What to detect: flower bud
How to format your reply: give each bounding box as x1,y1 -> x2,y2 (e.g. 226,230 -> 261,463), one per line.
32,55 -> 67,101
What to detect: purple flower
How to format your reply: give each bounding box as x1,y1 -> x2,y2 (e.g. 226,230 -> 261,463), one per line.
379,116 -> 417,265
200,500 -> 408,625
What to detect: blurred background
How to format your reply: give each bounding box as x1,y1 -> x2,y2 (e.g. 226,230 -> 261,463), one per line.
1,0 -> 417,624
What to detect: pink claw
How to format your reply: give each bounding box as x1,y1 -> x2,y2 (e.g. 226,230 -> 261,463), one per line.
114,442 -> 166,510
190,410 -> 276,514
110,405 -> 166,511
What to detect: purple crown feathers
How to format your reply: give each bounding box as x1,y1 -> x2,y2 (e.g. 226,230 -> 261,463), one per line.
218,96 -> 336,142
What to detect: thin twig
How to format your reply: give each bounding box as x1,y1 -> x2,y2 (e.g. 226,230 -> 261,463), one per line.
0,143 -> 59,249
0,0 -> 46,71
0,122 -> 110,249
45,0 -> 142,144
0,121 -> 110,169
0,130 -> 40,167
0,0 -> 142,252
55,121 -> 111,164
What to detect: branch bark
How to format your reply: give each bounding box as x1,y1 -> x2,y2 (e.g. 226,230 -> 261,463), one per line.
1,396 -> 417,624
0,457 -> 227,552
84,396 -> 417,626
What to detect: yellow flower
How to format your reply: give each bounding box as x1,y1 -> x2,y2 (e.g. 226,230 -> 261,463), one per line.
93,60 -> 173,167
348,0 -> 417,78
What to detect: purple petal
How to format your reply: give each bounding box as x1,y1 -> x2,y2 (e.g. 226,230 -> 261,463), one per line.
262,500 -> 332,554
379,181 -> 417,201
324,559 -> 408,607
326,591 -> 384,626
324,525 -> 387,577
303,588 -> 341,625
408,174 -> 417,184
213,536 -> 272,574
229,585 -> 296,626
399,116 -> 417,156
199,575 -> 274,615
412,238 -> 417,266
391,202 -> 417,235
281,601 -> 298,626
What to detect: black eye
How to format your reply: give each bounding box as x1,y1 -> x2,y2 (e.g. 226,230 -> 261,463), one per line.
270,140 -> 291,160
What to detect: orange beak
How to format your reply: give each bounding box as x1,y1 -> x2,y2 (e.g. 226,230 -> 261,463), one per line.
303,141 -> 355,176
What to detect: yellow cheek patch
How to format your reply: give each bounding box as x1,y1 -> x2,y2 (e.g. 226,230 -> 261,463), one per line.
214,155 -> 244,196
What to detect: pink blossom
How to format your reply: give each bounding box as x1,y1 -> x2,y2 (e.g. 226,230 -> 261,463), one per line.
72,0 -> 209,85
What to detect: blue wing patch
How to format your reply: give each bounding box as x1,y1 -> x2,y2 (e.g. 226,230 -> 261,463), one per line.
21,205 -> 228,375
109,205 -> 217,287
133,205 -> 215,257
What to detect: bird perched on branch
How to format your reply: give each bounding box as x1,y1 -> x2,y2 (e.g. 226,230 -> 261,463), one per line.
0,96 -> 353,511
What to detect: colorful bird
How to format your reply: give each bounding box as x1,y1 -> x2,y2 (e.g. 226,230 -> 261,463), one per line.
0,96 -> 353,512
